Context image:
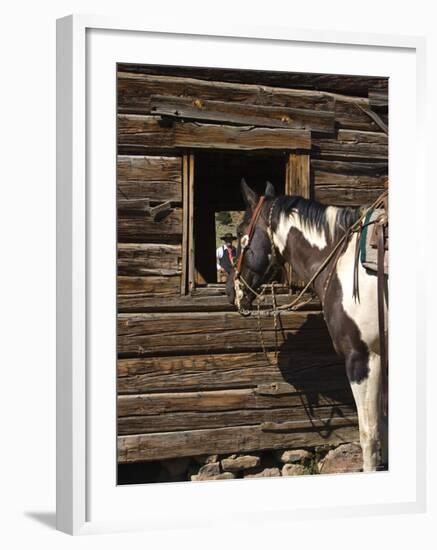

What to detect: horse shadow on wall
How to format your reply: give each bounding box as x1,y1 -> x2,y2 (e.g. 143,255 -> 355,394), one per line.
270,312 -> 358,441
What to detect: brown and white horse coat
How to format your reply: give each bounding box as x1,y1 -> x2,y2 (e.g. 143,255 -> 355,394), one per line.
231,180 -> 388,472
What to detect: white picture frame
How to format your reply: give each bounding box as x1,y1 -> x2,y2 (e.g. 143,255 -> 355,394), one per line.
56,14 -> 427,535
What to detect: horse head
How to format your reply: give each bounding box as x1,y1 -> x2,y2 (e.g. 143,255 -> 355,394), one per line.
227,179 -> 279,315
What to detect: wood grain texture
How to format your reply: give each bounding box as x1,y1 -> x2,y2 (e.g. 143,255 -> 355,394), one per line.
334,99 -> 388,131
311,159 -> 388,176
118,276 -> 181,304
118,72 -> 335,114
117,419 -> 359,462
117,291 -> 320,313
117,155 -> 182,206
117,310 -> 334,356
312,130 -> 388,161
314,186 -> 385,207
287,153 -> 310,198
118,208 -> 182,243
150,95 -> 335,133
117,350 -> 344,393
117,243 -> 182,277
118,64 -> 387,96
118,402 -> 357,434
312,160 -> 387,206
117,154 -> 182,181
118,115 -> 311,153
118,386 -> 354,418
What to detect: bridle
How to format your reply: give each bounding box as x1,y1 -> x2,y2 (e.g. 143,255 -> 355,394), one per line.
234,196 -> 280,313
235,195 -> 266,278
233,191 -> 389,316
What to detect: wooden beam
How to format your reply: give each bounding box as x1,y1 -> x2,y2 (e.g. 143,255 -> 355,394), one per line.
117,290 -> 320,313
118,386 -> 355,418
118,115 -> 311,153
117,419 -> 359,462
287,153 -> 310,198
118,154 -> 181,181
314,186 -> 385,207
118,402 -> 356,435
118,208 -> 183,243
118,276 -> 181,305
180,155 -> 189,294
117,350 -> 344,394
117,243 -> 182,277
150,95 -> 335,134
285,154 -> 310,288
118,64 -> 387,97
188,154 -> 195,292
117,72 -> 335,114
117,310 -> 334,356
313,130 -> 388,161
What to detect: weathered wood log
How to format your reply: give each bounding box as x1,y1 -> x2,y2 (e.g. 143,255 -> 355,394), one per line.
335,99 -> 389,131
118,276 -> 181,302
118,208 -> 182,243
117,419 -> 359,462
313,171 -> 387,190
117,243 -> 182,276
117,155 -> 182,205
117,72 -> 335,114
117,291 -> 320,313
311,159 -> 388,176
312,130 -> 388,161
118,64 -> 387,97
117,310 -> 334,356
117,350 -> 343,393
312,163 -> 387,206
118,386 -> 355,418
314,186 -> 385,207
118,115 -> 311,153
368,89 -> 388,110
118,402 -> 357,435
150,95 -> 335,133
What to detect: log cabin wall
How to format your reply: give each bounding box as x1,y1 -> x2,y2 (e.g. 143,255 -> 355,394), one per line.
116,64 -> 388,467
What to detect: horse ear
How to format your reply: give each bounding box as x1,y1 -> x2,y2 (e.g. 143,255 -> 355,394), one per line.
265,181 -> 276,199
241,178 -> 258,209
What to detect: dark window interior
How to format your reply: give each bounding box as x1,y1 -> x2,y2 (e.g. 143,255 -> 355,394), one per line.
194,151 -> 287,285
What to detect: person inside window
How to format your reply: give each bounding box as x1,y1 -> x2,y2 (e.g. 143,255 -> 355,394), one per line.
216,233 -> 237,282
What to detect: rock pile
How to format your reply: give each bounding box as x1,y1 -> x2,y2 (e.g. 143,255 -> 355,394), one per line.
124,443 -> 365,483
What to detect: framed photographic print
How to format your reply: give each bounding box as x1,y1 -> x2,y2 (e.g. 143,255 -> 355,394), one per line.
56,15 -> 427,535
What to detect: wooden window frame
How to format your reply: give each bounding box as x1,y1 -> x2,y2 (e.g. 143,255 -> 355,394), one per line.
181,150 -> 310,296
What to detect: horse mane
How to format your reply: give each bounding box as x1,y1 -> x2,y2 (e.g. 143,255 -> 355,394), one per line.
275,195 -> 361,241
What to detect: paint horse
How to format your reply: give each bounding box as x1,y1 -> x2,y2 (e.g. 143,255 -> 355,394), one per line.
228,179 -> 388,472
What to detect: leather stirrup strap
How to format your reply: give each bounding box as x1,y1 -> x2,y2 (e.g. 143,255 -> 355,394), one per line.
377,224 -> 388,416
352,227 -> 362,301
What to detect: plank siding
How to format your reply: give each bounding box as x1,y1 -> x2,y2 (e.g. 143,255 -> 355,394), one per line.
117,311 -> 334,356
117,243 -> 182,277
117,350 -> 342,393
118,276 -> 181,303
150,95 -> 335,133
118,208 -> 183,243
118,403 -> 357,435
118,420 -> 359,462
312,130 -> 388,161
116,66 -> 388,466
118,115 -> 311,153
118,72 -> 335,113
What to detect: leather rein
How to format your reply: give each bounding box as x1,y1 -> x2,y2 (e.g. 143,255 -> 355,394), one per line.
234,191 -> 388,315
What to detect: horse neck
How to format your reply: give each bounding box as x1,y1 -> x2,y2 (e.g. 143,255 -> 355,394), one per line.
272,204 -> 357,299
